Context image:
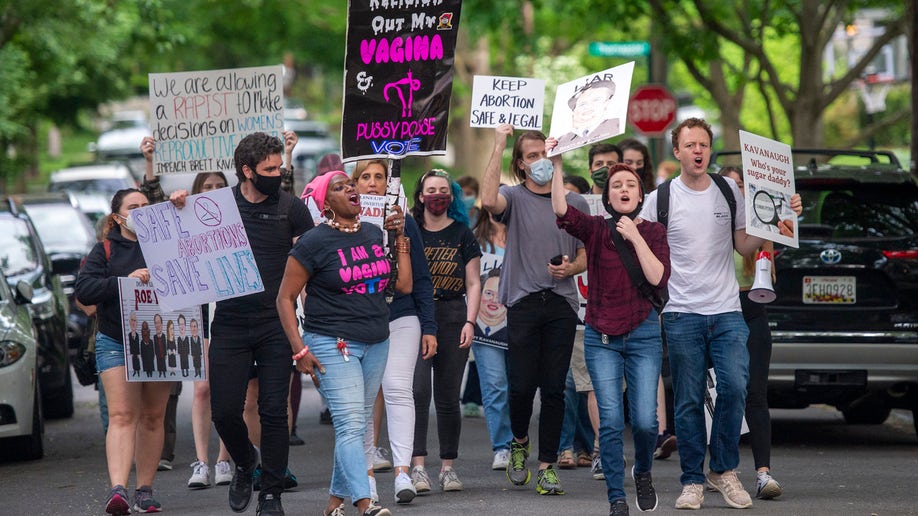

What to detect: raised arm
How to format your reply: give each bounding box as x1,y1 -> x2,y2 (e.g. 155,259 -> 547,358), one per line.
481,124 -> 513,216
547,137 -> 567,217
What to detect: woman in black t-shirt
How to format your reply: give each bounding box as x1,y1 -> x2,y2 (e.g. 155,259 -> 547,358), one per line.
277,171 -> 412,516
407,169 -> 482,492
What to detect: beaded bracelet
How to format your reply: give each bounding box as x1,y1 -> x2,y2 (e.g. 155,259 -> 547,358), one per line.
396,236 -> 411,254
292,346 -> 310,361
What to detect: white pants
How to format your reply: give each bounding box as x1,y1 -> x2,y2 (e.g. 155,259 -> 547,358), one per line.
365,315 -> 421,469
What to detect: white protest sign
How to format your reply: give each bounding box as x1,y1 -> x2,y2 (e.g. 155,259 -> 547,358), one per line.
118,277 -> 204,383
470,75 -> 545,130
548,62 -> 634,156
132,187 -> 263,312
305,190 -> 408,228
739,130 -> 798,248
149,65 -> 285,175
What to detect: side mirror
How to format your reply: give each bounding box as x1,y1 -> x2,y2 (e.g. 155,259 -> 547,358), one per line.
15,280 -> 34,304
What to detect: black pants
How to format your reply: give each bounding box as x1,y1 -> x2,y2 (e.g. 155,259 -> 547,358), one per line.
161,382 -> 182,462
210,318 -> 290,496
506,290 -> 577,464
741,291 -> 772,470
413,297 -> 470,460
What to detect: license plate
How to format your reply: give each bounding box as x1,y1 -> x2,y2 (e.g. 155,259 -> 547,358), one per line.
802,276 -> 856,304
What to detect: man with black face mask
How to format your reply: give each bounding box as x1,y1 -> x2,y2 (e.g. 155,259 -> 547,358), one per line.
169,132 -> 313,516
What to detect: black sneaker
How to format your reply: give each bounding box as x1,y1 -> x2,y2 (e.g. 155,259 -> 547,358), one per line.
609,499 -> 630,516
284,468 -> 298,490
653,432 -> 677,460
320,408 -> 332,425
362,503 -> 392,516
632,466 -> 658,512
256,493 -> 285,516
253,465 -> 263,491
229,462 -> 257,513
289,432 -> 305,446
506,440 -> 531,486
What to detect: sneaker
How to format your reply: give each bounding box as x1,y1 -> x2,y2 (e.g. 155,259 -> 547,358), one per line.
609,499 -> 630,516
507,440 -> 531,486
256,493 -> 284,516
284,468 -> 298,490
215,460 -> 234,486
675,483 -> 704,510
289,432 -> 305,446
706,470 -> 752,509
324,503 -> 345,516
491,448 -> 510,470
439,467 -> 463,491
372,446 -> 393,472
535,465 -> 565,495
654,432 -> 678,460
105,484 -> 131,516
632,466 -> 658,512
755,471 -> 783,500
229,462 -> 256,513
410,465 -> 431,494
188,460 -> 211,489
591,452 -> 605,480
362,503 -> 392,516
252,465 -> 263,491
394,471 -> 416,504
157,459 -> 173,471
368,475 -> 379,503
463,402 -> 481,417
132,485 -> 162,513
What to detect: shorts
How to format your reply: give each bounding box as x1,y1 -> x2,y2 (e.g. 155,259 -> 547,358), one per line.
570,329 -> 593,392
95,332 -> 126,373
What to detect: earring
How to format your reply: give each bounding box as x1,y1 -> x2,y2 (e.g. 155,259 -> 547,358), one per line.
323,207 -> 336,221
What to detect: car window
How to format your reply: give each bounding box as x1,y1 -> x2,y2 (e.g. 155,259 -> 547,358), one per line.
24,204 -> 95,251
49,178 -> 131,193
0,219 -> 39,276
799,183 -> 918,238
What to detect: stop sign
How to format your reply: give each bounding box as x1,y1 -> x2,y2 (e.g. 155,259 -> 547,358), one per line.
628,84 -> 677,136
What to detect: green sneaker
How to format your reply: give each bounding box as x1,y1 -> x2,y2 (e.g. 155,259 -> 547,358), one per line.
536,465 -> 565,495
506,440 -> 531,486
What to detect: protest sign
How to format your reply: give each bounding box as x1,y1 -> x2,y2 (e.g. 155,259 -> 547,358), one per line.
341,1 -> 463,161
149,65 -> 285,175
739,130 -> 798,248
305,190 -> 407,227
119,277 -> 205,383
547,62 -> 635,156
470,75 -> 545,130
473,252 -> 507,350
131,187 -> 263,312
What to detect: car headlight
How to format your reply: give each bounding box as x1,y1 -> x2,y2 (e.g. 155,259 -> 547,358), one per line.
0,341 -> 27,367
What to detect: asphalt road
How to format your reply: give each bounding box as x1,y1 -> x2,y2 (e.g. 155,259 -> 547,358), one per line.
1,372 -> 916,516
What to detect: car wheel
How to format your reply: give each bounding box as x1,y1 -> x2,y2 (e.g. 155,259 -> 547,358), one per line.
841,403 -> 891,425
42,369 -> 74,419
3,381 -> 45,461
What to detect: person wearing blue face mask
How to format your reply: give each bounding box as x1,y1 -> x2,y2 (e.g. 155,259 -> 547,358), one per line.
456,175 -> 481,228
480,124 -> 589,497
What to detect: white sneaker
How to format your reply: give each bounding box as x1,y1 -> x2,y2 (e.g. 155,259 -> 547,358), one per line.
439,467 -> 463,492
372,446 -> 393,471
214,460 -> 233,486
394,471 -> 416,504
755,471 -> 783,499
492,449 -> 510,470
368,475 -> 379,503
675,483 -> 705,510
410,465 -> 431,494
187,460 -> 211,489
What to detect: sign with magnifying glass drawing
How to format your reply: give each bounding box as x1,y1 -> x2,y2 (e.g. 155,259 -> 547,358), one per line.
738,130 -> 799,248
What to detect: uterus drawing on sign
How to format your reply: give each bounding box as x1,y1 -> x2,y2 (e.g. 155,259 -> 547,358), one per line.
384,70 -> 421,118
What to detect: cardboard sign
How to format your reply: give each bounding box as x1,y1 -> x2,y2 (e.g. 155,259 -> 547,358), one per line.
305,190 -> 407,228
548,62 -> 635,156
739,130 -> 798,248
473,252 -> 508,350
470,75 -> 545,130
119,277 -> 205,382
341,0 -> 462,161
149,65 -> 285,174
132,188 -> 263,312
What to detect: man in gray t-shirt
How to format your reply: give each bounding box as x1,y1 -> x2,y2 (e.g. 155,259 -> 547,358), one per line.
481,123 -> 587,496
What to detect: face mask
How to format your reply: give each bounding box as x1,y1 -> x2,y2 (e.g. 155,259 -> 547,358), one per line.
591,166 -> 609,190
423,193 -> 451,216
119,212 -> 136,233
462,194 -> 476,212
526,158 -> 554,185
252,172 -> 281,197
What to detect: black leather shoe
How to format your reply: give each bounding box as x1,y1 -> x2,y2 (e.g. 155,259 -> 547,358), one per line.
229,462 -> 256,513
256,493 -> 285,516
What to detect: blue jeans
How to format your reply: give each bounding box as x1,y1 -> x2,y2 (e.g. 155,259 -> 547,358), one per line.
471,342 -> 512,452
663,311 -> 749,485
584,314 -> 662,503
306,332 -> 389,502
558,370 -> 595,455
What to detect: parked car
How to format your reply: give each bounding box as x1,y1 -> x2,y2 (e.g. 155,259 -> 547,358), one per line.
0,198 -> 72,419
712,149 -> 918,436
48,163 -> 137,223
285,119 -> 338,184
89,110 -> 151,169
0,275 -> 43,461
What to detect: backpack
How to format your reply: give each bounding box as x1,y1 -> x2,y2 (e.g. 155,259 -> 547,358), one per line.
656,173 -> 737,244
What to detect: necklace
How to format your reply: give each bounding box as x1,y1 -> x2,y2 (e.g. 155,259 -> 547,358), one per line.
327,218 -> 361,233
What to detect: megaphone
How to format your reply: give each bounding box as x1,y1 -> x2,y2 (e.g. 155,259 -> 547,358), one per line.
749,251 -> 776,304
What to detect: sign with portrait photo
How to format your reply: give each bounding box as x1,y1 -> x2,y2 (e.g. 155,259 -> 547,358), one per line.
473,253 -> 507,350
738,130 -> 799,248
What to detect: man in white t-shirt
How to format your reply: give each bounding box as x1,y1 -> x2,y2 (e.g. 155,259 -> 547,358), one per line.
639,118 -> 800,511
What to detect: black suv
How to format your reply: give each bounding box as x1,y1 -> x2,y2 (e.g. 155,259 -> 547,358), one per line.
0,198 -> 73,419
713,150 -> 918,436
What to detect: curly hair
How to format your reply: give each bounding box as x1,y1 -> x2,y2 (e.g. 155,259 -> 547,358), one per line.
233,132 -> 284,182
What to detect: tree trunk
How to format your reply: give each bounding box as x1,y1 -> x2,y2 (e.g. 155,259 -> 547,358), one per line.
449,34 -> 492,181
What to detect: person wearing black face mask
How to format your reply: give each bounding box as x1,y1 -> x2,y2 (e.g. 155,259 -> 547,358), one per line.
550,148 -> 671,515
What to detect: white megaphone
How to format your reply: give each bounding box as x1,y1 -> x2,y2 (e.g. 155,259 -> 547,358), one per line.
749,250 -> 776,303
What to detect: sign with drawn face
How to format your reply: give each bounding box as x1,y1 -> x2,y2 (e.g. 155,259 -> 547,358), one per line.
342,0 -> 463,161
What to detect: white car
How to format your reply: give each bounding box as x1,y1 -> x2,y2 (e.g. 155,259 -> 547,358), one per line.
0,275 -> 43,461
90,111 -> 151,163
48,163 -> 138,223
